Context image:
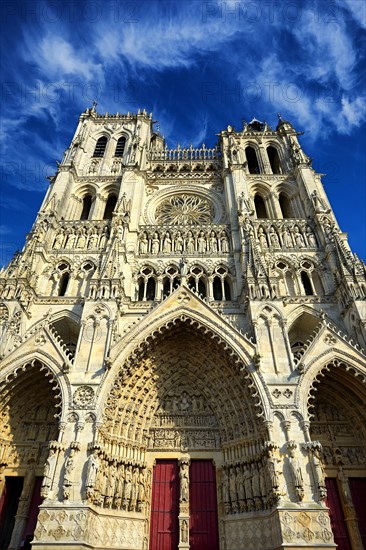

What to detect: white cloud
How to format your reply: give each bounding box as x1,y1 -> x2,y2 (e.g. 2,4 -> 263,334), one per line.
338,0 -> 366,30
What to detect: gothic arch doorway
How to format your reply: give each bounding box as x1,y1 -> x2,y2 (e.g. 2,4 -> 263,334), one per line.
0,361 -> 61,550
309,362 -> 366,550
95,320 -> 271,549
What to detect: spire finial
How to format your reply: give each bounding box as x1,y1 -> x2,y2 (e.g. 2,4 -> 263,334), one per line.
92,100 -> 97,112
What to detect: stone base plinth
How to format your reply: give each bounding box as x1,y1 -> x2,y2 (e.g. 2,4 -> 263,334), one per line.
32,502 -> 147,550
223,506 -> 336,550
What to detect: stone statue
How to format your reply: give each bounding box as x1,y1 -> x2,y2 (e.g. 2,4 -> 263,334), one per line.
137,467 -> 146,511
294,227 -> 305,248
123,466 -> 133,510
267,448 -> 280,494
337,467 -> 353,505
198,232 -> 207,253
238,192 -> 254,215
77,229 -> 86,248
63,448 -> 76,500
288,447 -> 304,501
310,447 -> 327,501
175,231 -> 184,253
85,449 -> 100,500
222,468 -> 230,511
208,231 -> 218,253
306,226 -> 317,247
258,227 -> 268,248
53,232 -> 64,249
163,232 -> 172,253
139,232 -> 149,254
151,232 -> 160,254
282,227 -> 293,248
179,462 -> 189,502
186,231 -> 195,254
269,226 -> 280,247
311,190 -> 327,212
180,257 -> 188,277
181,519 -> 188,542
41,446 -> 57,498
229,466 -> 237,512
220,231 -> 229,253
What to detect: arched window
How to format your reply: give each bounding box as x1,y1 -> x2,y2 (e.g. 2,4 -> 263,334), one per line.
187,266 -> 207,298
245,146 -> 260,174
213,277 -> 222,300
162,266 -> 180,298
285,271 -> 296,296
80,195 -> 92,220
198,279 -> 206,297
93,136 -> 107,157
58,272 -> 69,296
146,278 -> 156,300
279,193 -> 293,218
138,280 -> 144,301
103,195 -> 117,220
213,267 -> 231,301
115,137 -> 126,157
300,271 -> 313,295
137,267 -> 156,301
254,194 -> 268,218
267,146 -> 282,174
224,280 -> 231,300
312,271 -> 324,295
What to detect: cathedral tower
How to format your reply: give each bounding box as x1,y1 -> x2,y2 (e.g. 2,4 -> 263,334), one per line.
0,106 -> 365,550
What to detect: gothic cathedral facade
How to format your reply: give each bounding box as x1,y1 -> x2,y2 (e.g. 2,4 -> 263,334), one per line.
0,106 -> 365,550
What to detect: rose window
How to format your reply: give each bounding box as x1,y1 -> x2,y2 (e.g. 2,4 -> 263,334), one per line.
155,194 -> 213,225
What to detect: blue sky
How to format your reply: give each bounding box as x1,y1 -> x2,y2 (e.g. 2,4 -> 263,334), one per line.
0,0 -> 365,266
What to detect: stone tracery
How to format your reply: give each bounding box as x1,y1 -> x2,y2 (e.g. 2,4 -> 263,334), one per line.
155,194 -> 213,225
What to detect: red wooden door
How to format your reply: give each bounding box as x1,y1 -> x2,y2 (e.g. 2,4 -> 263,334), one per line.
150,460 -> 179,550
325,478 -> 352,550
349,478 -> 366,548
189,460 -> 219,550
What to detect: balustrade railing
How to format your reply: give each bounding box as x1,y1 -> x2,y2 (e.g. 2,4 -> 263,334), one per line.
149,144 -> 221,162
138,224 -> 230,256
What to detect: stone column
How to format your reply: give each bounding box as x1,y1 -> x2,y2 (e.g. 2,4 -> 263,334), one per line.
178,457 -> 190,550
337,467 -> 364,550
8,469 -> 35,550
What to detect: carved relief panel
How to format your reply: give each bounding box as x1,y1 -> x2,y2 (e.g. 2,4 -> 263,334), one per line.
148,390 -> 220,451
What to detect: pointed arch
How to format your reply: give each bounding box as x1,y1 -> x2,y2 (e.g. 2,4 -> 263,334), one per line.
96,289 -> 266,419
97,315 -> 268,467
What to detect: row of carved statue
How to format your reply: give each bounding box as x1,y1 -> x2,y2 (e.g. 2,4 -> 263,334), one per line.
138,228 -> 230,255
221,449 -> 280,513
249,223 -> 318,249
221,441 -> 327,515
85,450 -> 149,511
52,226 -> 111,250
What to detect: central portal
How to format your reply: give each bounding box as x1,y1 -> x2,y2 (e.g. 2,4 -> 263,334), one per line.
149,459 -> 219,550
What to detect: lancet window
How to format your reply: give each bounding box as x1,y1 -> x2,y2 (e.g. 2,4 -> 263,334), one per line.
245,146 -> 261,174
279,193 -> 293,218
115,136 -> 126,157
80,194 -> 93,220
137,267 -> 157,301
212,266 -> 232,301
58,272 -> 70,297
267,146 -> 282,174
93,136 -> 108,157
254,194 -> 268,219
187,266 -> 207,298
162,266 -> 181,297
103,194 -> 117,220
